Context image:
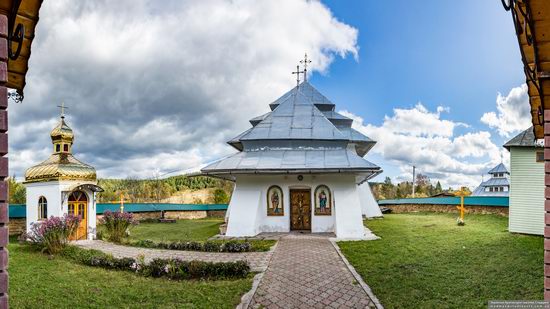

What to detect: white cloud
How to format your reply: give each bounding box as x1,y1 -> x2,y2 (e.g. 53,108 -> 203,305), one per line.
481,84 -> 531,137
341,104 -> 508,188
11,0 -> 359,179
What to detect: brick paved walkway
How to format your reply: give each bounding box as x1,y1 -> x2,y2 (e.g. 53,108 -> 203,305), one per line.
249,234 -> 379,309
74,240 -> 272,272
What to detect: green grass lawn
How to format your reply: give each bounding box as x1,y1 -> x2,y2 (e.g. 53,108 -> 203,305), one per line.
124,218 -> 275,251
338,213 -> 543,309
129,218 -> 224,242
9,240 -> 252,308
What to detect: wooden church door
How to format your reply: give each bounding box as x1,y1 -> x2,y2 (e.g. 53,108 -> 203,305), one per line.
290,189 -> 311,231
68,191 -> 88,240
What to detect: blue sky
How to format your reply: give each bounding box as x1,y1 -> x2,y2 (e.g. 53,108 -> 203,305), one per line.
315,0 -> 523,125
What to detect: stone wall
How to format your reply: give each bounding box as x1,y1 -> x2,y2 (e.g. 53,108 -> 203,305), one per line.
384,204 -> 508,216
164,210 -> 207,220
207,210 -> 226,218
8,219 -> 25,236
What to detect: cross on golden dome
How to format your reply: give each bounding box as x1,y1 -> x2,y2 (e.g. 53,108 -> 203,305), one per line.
57,102 -> 69,118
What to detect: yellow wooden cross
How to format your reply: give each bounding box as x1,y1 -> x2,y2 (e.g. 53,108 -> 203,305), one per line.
118,192 -> 125,213
454,186 -> 470,223
113,192 -> 124,212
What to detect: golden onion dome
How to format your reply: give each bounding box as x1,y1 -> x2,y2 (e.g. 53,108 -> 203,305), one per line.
24,116 -> 96,184
24,153 -> 97,183
50,117 -> 74,143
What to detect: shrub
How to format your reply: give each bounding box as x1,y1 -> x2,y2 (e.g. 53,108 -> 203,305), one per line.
147,258 -> 250,279
100,211 -> 138,243
27,214 -> 81,255
61,246 -> 250,280
213,189 -> 229,204
203,242 -> 222,252
222,240 -> 251,253
129,239 -> 255,252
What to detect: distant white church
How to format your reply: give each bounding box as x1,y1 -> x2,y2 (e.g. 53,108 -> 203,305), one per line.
471,163 -> 510,197
24,109 -> 103,240
202,81 -> 382,239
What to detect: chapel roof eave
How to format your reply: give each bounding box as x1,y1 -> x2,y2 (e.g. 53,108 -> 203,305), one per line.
0,0 -> 44,97
503,0 -> 550,139
202,167 -> 382,176
201,148 -> 381,175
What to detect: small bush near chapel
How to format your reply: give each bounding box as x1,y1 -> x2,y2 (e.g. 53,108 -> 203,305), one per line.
100,210 -> 138,243
27,214 -> 80,255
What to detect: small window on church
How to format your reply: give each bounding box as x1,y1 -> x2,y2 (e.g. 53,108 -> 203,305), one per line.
64,144 -> 69,152
537,151 -> 544,163
38,196 -> 47,220
55,144 -> 60,152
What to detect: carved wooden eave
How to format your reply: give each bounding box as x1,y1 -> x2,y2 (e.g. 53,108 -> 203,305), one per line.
0,0 -> 44,99
503,0 -> 550,139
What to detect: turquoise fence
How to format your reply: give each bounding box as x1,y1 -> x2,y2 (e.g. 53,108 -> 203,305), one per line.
8,203 -> 229,219
378,196 -> 509,207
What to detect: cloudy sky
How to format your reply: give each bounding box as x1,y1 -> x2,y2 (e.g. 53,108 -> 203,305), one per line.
10,0 -> 529,189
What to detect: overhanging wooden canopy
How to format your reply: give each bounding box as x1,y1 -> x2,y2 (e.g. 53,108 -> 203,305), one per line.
0,0 -> 43,99
504,0 -> 550,139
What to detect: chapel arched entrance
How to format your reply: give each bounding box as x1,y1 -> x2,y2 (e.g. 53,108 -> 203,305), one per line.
68,191 -> 88,240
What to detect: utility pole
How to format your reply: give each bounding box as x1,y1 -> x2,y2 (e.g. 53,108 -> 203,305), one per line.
412,165 -> 416,198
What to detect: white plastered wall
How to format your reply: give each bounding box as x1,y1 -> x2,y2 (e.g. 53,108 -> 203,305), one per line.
356,179 -> 383,218
225,174 -> 366,239
24,180 -> 98,239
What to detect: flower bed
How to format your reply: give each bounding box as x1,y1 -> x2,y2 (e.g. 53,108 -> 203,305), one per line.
61,245 -> 250,280
130,239 -> 253,253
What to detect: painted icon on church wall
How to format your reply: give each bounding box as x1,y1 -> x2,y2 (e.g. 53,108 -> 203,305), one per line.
267,185 -> 284,216
314,185 -> 332,215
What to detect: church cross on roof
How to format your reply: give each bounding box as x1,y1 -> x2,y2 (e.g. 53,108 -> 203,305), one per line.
57,102 -> 69,118
300,53 -> 312,82
291,65 -> 305,86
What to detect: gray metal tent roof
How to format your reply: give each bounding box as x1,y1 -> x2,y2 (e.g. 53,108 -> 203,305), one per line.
202,149 -> 380,174
204,81 -> 381,177
269,81 -> 335,111
503,127 -> 538,150
487,163 -> 509,175
240,90 -> 346,141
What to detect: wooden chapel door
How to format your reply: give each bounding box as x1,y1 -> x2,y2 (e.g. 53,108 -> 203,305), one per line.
68,191 -> 88,240
290,189 -> 311,231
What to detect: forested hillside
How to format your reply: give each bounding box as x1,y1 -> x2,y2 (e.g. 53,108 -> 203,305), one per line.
370,174 -> 452,200
97,176 -> 233,203
8,176 -> 233,204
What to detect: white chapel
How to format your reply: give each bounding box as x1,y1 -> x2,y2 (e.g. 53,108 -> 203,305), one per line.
202,80 -> 383,239
23,109 -> 103,240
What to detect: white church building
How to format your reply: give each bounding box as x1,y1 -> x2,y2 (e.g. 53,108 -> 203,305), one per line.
202,81 -> 382,239
23,110 -> 103,240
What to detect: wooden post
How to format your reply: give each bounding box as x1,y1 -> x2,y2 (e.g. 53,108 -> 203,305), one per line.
0,15 -> 9,309
544,110 -> 550,300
